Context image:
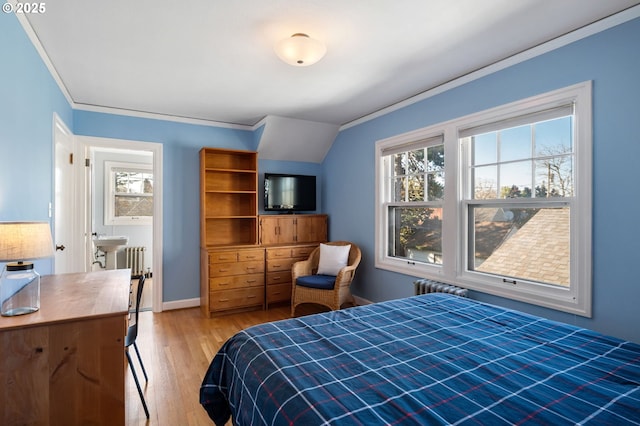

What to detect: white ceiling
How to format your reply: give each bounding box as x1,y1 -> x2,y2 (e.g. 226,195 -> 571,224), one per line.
23,0 -> 639,128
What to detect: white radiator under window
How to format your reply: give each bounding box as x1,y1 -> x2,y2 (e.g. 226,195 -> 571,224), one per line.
125,246 -> 146,278
414,279 -> 468,297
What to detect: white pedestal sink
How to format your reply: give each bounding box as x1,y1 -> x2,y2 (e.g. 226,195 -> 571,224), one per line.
94,236 -> 128,270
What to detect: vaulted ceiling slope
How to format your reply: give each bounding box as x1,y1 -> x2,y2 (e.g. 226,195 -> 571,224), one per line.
20,0 -> 639,161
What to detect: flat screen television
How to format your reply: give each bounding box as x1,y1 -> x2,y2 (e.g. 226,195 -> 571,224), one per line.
264,173 -> 316,212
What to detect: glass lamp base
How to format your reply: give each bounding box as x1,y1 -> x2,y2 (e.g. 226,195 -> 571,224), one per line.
2,306 -> 39,316
1,262 -> 40,317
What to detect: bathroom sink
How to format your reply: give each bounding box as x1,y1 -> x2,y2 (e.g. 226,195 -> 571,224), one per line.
93,236 -> 129,270
94,236 -> 129,251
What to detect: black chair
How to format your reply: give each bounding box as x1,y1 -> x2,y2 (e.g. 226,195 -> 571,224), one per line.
126,275 -> 149,419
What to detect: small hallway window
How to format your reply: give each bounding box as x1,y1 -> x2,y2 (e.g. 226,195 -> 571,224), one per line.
105,161 -> 153,225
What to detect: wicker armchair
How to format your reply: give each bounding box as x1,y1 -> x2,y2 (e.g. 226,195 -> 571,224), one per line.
291,241 -> 361,317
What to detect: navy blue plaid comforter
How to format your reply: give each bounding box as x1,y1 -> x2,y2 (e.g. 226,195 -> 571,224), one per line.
200,294 -> 640,425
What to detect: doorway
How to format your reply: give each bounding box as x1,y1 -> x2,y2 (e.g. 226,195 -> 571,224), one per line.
80,135 -> 163,312
90,147 -> 154,310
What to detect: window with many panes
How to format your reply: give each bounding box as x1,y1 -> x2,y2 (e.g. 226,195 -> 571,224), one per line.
376,82 -> 591,316
105,161 -> 153,225
462,107 -> 573,287
380,136 -> 444,266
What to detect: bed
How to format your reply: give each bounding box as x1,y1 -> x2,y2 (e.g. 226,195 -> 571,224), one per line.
200,293 -> 640,425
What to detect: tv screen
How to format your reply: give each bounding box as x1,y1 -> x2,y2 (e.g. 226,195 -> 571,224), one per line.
264,173 -> 316,212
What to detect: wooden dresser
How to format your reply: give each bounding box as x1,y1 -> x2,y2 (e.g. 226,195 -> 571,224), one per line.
199,148 -> 328,317
0,269 -> 130,426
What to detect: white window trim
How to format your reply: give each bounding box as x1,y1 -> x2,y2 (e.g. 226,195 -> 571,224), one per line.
375,127 -> 448,278
104,161 -> 153,226
375,81 -> 592,317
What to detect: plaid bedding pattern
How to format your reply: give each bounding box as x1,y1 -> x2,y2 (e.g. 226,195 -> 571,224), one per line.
200,294 -> 640,425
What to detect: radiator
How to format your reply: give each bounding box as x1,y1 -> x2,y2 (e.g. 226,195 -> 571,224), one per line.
414,279 -> 468,297
125,246 -> 146,278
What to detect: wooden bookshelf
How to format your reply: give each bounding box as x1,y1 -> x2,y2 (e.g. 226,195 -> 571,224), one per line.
200,148 -> 261,316
200,148 -> 258,247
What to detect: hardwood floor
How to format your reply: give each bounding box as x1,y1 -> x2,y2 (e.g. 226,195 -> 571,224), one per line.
125,305 -> 294,425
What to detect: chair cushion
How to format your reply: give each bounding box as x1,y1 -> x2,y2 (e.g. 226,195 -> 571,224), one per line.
296,274 -> 336,290
317,243 -> 351,276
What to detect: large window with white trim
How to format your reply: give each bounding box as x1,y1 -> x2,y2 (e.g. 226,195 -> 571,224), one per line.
375,82 -> 592,316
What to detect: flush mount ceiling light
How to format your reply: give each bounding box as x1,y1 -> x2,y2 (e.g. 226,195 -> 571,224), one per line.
274,33 -> 327,67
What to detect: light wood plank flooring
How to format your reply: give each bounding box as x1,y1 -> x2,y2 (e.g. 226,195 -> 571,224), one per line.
125,305 -> 294,425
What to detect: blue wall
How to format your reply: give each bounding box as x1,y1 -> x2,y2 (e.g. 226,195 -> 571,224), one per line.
1,12 -> 323,304
3,11 -> 640,343
0,13 -> 72,274
323,17 -> 640,343
73,113 -> 325,302
73,111 -> 257,302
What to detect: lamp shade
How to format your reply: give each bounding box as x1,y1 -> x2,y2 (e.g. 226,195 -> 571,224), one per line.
274,33 -> 326,67
0,222 -> 54,262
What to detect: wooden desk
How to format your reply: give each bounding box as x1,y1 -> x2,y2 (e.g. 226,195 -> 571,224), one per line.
0,269 -> 130,425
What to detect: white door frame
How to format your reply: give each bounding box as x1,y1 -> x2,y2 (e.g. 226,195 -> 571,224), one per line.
53,113 -> 85,273
79,135 -> 164,313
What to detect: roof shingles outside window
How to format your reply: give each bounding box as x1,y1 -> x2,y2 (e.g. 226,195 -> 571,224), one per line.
477,208 -> 570,286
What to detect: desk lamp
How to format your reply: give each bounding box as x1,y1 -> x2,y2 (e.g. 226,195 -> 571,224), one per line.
0,222 -> 54,316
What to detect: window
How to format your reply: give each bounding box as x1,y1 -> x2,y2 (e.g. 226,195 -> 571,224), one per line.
379,135 -> 444,268
376,82 -> 592,316
105,161 -> 153,225
462,108 -> 574,287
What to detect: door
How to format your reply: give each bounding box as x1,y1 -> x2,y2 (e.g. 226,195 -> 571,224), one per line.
53,116 -> 77,273
260,216 -> 279,245
260,216 -> 296,245
296,215 -> 327,243
277,217 -> 296,243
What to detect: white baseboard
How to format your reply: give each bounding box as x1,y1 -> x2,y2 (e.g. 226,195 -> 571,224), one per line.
162,297 -> 200,311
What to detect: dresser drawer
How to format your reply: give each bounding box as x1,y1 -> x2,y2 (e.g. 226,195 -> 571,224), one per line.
266,245 -> 316,260
209,251 -> 238,263
210,287 -> 264,311
291,245 -> 316,258
266,258 -> 299,273
209,248 -> 265,264
209,260 -> 265,277
266,271 -> 291,285
238,249 -> 264,262
266,248 -> 292,259
266,283 -> 291,304
210,273 -> 264,291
